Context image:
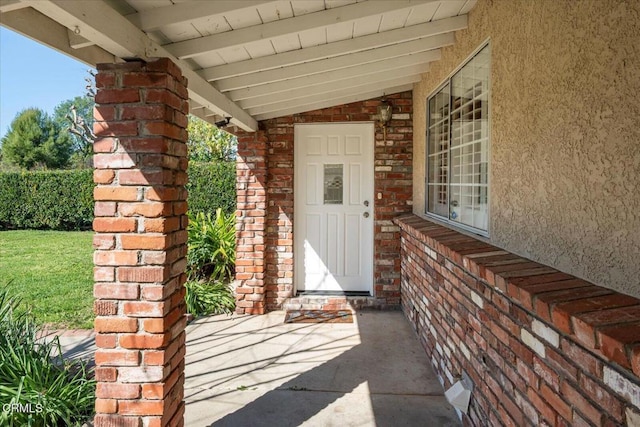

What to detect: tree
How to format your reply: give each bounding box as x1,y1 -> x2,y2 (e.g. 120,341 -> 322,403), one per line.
187,115 -> 237,162
0,108 -> 73,169
53,95 -> 95,167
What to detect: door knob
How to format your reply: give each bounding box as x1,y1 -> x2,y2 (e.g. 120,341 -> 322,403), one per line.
363,212 -> 370,218
363,200 -> 370,207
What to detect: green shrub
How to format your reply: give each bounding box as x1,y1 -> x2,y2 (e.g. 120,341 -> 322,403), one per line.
187,208 -> 236,283
0,169 -> 93,230
184,280 -> 235,317
0,289 -> 95,427
0,161 -> 236,230
185,208 -> 236,317
186,161 -> 236,217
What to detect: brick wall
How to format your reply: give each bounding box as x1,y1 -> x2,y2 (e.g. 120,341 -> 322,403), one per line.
234,92 -> 413,312
395,214 -> 640,427
93,58 -> 188,427
234,131 -> 268,314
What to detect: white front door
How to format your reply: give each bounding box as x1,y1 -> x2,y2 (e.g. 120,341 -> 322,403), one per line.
294,123 -> 374,294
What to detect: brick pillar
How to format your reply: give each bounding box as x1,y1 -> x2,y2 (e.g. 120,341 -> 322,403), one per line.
234,130 -> 268,314
92,58 -> 188,427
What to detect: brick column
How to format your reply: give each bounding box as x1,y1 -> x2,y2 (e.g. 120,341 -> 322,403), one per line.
234,130 -> 268,314
92,58 -> 188,427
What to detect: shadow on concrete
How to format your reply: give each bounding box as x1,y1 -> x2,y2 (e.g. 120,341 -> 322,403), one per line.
184,311 -> 459,427
41,330 -> 95,362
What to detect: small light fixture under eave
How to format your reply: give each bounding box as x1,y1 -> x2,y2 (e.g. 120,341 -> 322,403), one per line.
377,97 -> 393,140
215,117 -> 232,128
377,98 -> 393,125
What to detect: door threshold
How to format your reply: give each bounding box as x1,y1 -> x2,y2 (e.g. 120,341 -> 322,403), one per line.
296,291 -> 371,297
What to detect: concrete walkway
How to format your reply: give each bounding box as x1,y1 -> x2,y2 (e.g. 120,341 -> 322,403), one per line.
57,311 -> 460,426
184,311 -> 460,427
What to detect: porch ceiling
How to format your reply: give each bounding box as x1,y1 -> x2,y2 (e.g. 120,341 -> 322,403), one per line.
0,0 -> 475,131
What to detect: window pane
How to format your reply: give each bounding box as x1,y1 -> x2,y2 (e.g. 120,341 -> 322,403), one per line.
428,185 -> 448,217
324,164 -> 343,204
449,45 -> 489,231
426,83 -> 450,217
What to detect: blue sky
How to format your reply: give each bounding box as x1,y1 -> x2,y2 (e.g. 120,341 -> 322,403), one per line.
0,27 -> 93,139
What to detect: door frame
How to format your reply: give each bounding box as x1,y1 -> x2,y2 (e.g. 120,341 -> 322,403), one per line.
293,122 -> 375,296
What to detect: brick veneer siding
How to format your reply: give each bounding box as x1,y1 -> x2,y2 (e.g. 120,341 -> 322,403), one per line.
395,214 -> 640,426
92,58 -> 188,427
235,131 -> 269,314
235,91 -> 413,313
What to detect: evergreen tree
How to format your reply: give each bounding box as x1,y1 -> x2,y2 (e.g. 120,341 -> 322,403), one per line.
0,108 -> 73,169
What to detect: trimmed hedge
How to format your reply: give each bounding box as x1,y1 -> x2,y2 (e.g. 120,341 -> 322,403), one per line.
0,161 -> 236,231
0,169 -> 93,230
186,161 -> 236,217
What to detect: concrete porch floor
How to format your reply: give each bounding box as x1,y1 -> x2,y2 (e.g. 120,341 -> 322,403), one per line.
56,311 -> 460,426
184,310 -> 460,427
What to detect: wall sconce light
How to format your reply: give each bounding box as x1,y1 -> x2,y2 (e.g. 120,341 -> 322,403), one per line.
377,98 -> 392,124
377,97 -> 393,140
215,117 -> 232,128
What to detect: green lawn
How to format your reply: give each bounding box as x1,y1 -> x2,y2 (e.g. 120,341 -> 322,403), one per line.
0,230 -> 94,329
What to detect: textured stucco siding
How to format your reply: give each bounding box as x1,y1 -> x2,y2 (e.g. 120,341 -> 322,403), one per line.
413,0 -> 640,297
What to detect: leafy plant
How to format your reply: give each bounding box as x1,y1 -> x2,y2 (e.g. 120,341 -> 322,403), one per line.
187,115 -> 237,162
187,208 -> 236,282
184,280 -> 235,317
185,208 -> 236,317
0,289 -> 95,426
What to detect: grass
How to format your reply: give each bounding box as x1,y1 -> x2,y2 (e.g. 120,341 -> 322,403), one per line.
0,230 -> 93,329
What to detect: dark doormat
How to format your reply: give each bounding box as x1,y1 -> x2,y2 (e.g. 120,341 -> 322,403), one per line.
285,310 -> 353,324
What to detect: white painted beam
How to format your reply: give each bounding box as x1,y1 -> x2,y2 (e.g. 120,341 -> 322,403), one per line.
186,71 -> 259,131
460,0 -> 478,14
166,0 -> 438,59
30,0 -> 148,59
238,64 -> 428,109
226,50 -> 440,100
0,0 -> 29,13
253,84 -> 415,121
0,7 -> 114,67
189,100 -> 206,112
200,15 -> 467,80
28,0 -> 257,131
212,33 -> 452,90
67,27 -> 94,49
246,74 -> 423,115
188,100 -> 222,127
126,0 -> 277,32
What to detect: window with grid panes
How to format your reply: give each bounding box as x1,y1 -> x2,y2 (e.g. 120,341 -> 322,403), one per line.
426,44 -> 490,233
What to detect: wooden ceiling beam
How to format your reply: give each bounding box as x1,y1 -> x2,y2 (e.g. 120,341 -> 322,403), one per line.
212,33 -> 451,91
126,0 -> 278,32
0,7 -> 114,66
238,64 -> 428,110
253,84 -> 415,121
29,0 -> 258,131
200,15 -> 467,80
226,50 -> 440,100
165,0 -> 438,59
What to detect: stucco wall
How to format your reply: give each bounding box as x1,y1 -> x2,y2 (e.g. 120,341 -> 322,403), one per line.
413,0 -> 640,297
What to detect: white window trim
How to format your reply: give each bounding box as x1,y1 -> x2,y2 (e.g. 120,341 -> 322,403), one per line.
424,40 -> 491,238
